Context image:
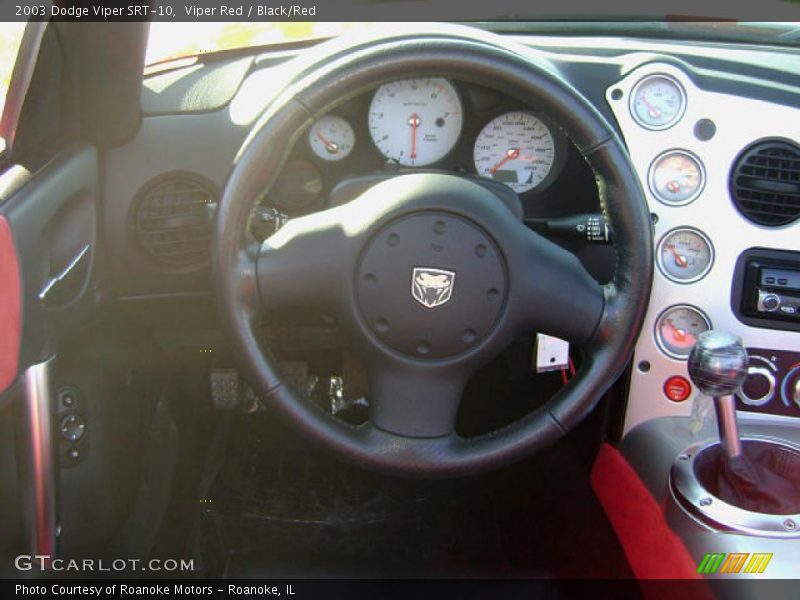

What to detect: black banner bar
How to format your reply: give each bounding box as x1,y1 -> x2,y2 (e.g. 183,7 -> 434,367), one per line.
5,579 -> 800,600
3,0 -> 800,22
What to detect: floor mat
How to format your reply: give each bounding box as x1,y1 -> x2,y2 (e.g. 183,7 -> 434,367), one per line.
190,415 -> 635,580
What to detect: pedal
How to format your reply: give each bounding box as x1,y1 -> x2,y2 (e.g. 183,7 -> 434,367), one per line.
210,368 -> 239,410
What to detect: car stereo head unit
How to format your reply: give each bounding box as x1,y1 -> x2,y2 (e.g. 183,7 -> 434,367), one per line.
733,248 -> 800,332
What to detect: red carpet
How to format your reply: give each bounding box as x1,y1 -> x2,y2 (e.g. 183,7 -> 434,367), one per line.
591,443 -> 710,584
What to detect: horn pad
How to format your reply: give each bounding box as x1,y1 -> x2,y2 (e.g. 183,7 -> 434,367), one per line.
356,211 -> 507,359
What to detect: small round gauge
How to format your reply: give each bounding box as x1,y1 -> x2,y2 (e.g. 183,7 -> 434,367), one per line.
368,78 -> 463,167
657,227 -> 714,284
308,115 -> 355,161
630,75 -> 686,130
655,305 -> 711,360
649,151 -> 705,206
473,111 -> 556,194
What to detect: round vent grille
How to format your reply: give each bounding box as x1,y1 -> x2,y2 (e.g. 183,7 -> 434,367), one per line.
132,173 -> 217,268
729,140 -> 800,227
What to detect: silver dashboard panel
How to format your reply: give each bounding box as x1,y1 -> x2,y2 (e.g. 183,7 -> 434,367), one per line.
604,62 -> 800,435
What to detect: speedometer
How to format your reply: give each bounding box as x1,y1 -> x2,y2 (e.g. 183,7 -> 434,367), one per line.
368,78 -> 463,167
473,111 -> 556,194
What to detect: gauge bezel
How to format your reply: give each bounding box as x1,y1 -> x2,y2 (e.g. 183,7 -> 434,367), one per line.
472,109 -> 566,195
367,77 -> 464,167
307,114 -> 356,162
656,226 -> 715,284
654,304 -> 712,360
629,74 -> 687,131
648,149 -> 706,207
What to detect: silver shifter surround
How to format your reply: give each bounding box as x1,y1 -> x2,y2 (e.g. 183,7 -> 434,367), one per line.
671,437 -> 800,538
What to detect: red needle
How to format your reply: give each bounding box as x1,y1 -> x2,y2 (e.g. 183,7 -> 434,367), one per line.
490,148 -> 520,174
666,244 -> 689,268
640,95 -> 662,119
409,113 -> 420,160
665,319 -> 687,342
315,132 -> 338,153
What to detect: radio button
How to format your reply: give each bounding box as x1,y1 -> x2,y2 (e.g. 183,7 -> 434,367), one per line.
758,292 -> 781,313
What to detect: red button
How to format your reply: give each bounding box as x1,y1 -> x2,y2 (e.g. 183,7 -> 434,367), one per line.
664,376 -> 692,402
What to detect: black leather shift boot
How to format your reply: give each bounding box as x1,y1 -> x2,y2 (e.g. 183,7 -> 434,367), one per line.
694,440 -> 800,515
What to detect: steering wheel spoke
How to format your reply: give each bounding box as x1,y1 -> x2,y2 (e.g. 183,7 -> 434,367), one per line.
256,211 -> 355,312
505,227 -> 605,346
367,357 -> 468,438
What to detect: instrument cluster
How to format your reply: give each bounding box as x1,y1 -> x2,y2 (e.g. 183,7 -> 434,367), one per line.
263,77 -> 575,216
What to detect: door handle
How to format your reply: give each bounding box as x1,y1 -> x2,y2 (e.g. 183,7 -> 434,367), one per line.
38,244 -> 91,302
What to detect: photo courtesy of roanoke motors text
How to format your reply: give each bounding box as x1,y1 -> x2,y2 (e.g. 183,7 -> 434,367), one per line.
0,0 -> 799,598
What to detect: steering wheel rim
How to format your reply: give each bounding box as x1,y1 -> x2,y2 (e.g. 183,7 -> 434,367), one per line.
214,26 -> 653,477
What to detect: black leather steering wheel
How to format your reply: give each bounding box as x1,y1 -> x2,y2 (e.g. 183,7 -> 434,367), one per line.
214,26 -> 653,477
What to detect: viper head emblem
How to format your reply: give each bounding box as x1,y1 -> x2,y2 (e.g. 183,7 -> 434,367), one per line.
411,267 -> 455,308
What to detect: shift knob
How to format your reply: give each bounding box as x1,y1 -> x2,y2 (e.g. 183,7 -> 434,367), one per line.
687,330 -> 748,396
688,330 -> 748,459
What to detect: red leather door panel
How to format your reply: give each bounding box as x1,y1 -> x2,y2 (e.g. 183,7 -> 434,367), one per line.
0,215 -> 21,392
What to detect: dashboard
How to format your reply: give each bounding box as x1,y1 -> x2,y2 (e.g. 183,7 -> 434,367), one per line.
257,77 -> 582,220
101,31 -> 800,435
608,62 -> 800,432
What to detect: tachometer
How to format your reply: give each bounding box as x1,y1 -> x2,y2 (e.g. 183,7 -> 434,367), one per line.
368,78 -> 462,167
473,111 -> 556,194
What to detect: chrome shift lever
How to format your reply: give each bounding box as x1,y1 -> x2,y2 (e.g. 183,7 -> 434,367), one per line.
687,331 -> 749,459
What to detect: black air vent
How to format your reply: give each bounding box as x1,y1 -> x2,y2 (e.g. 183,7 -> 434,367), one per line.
730,140 -> 800,227
132,173 -> 217,268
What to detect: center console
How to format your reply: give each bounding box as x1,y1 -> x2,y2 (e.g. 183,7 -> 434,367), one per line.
605,56 -> 800,585
622,417 -> 800,581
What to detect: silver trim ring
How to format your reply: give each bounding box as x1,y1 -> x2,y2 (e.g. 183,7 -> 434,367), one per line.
655,226 -> 715,284
629,73 -> 687,131
654,303 -> 712,361
648,149 -> 706,207
671,437 -> 800,538
737,366 -> 776,407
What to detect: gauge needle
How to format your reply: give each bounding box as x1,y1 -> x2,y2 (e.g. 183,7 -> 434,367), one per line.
408,113 -> 420,160
640,95 -> 661,119
315,132 -> 339,154
490,148 -> 520,174
666,244 -> 689,268
665,319 -> 687,342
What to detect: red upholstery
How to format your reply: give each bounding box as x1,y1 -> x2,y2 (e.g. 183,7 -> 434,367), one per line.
0,215 -> 21,392
591,442 -> 706,581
